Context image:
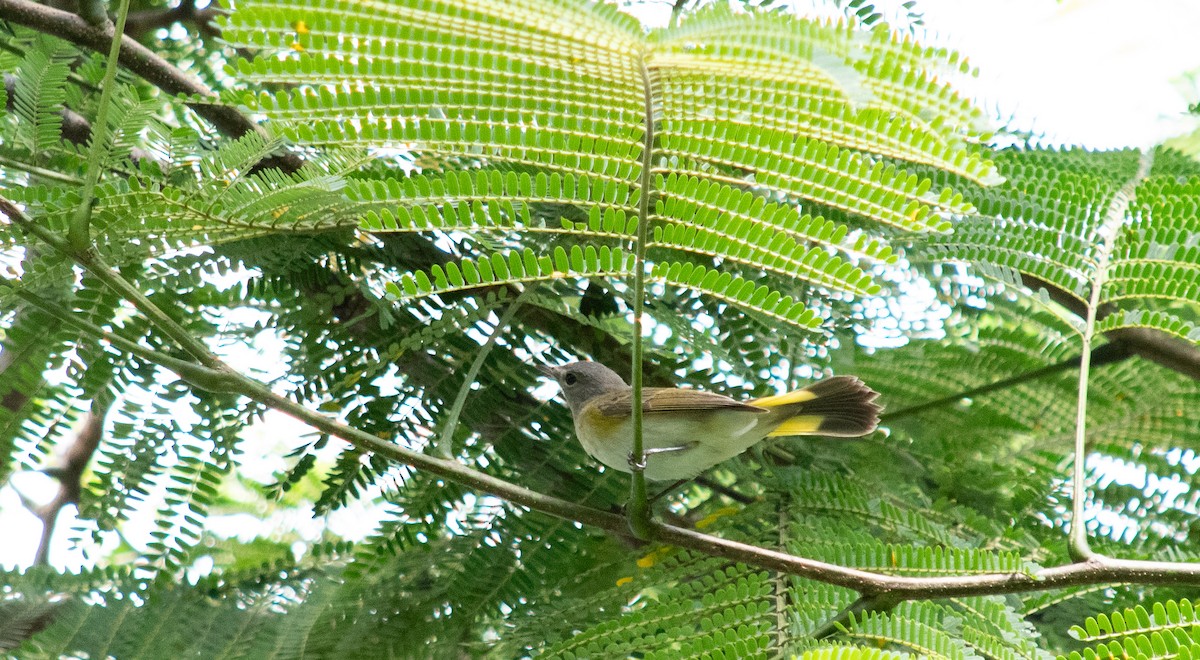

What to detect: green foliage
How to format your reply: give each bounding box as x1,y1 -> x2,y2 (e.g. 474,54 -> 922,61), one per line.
219,0 -> 997,329
0,0 -> 1198,658
1058,599 -> 1200,660
391,245 -> 635,300
0,305 -> 75,481
799,647 -> 913,660
925,146 -> 1200,342
10,37 -> 71,155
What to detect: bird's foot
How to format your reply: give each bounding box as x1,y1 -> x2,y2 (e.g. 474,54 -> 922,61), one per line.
628,443 -> 699,472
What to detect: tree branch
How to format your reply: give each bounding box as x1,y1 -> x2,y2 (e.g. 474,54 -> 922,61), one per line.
1104,326 -> 1200,380
122,0 -> 221,40
1021,273 -> 1200,381
0,0 -> 302,174
31,394 -> 109,566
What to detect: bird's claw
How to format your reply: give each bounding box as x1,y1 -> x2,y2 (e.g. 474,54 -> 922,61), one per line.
627,452 -> 647,472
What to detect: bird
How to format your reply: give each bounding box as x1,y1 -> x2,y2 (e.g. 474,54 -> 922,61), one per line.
539,361 -> 881,481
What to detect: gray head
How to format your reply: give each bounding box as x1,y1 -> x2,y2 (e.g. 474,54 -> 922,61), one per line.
538,361 -> 628,416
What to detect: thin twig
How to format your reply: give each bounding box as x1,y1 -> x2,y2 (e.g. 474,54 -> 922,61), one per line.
694,476 -> 755,505
882,340 -> 1133,422
810,594 -> 897,639
435,287 -> 530,458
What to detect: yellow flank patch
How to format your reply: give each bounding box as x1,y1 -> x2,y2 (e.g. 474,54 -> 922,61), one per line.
581,405 -> 625,431
766,414 -> 824,437
751,389 -> 817,408
615,576 -> 633,587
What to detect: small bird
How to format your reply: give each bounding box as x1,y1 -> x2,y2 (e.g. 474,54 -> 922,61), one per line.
539,361 -> 881,481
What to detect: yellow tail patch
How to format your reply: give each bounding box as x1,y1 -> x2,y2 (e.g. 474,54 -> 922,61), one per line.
766,414 -> 824,437
751,389 -> 818,408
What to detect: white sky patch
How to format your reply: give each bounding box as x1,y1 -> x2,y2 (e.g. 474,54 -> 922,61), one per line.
632,0 -> 1200,147
908,0 -> 1200,148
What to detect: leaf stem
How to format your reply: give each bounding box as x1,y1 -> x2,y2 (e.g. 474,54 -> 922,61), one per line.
67,0 -> 132,252
1068,149 -> 1154,561
626,54 -> 658,541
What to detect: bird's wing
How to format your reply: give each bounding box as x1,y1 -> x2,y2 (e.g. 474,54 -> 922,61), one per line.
591,387 -> 767,418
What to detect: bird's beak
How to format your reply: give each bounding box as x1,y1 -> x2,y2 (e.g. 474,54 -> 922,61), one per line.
536,364 -> 559,379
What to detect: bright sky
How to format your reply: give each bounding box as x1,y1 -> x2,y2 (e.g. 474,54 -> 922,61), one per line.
3,0 -> 1200,571
913,0 -> 1200,148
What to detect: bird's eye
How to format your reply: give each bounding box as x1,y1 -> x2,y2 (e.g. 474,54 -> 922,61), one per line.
564,373 -> 578,386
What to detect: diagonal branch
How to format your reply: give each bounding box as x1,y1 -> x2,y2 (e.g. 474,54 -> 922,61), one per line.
1102,326 -> 1200,379
881,340 -> 1134,423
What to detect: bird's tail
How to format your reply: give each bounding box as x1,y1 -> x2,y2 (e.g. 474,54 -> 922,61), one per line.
751,375 -> 881,438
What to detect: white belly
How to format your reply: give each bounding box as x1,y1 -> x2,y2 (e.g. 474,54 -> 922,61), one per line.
575,410 -> 768,481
